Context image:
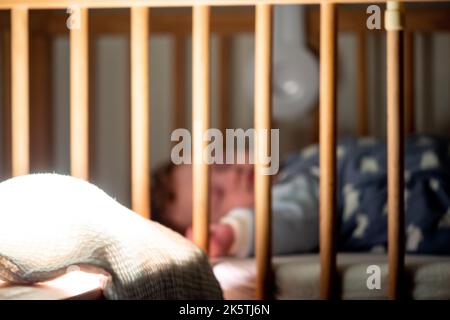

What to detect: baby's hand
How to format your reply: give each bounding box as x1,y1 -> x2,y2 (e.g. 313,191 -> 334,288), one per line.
209,223 -> 235,258
185,223 -> 235,258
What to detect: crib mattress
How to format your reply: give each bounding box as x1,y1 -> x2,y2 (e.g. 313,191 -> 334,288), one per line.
212,253 -> 450,300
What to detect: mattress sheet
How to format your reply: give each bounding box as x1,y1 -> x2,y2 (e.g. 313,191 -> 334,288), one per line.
212,253 -> 450,299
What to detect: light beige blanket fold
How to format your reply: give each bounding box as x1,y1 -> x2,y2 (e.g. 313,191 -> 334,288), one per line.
0,174 -> 222,300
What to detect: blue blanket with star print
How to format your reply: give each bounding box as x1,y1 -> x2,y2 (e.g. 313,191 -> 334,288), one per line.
282,135 -> 450,254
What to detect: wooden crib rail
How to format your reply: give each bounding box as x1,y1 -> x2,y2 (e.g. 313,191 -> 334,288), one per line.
386,1 -> 405,299
192,5 -> 211,252
319,2 -> 337,300
0,0 -> 447,9
131,6 -> 150,219
70,8 -> 89,180
254,3 -> 273,300
11,8 -> 29,177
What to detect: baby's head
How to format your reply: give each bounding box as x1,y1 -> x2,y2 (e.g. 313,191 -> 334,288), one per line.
151,161 -> 254,235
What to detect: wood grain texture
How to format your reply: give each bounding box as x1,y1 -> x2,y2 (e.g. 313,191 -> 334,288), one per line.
0,10 -> 254,35
192,5 -> 211,253
0,0 -> 444,9
387,28 -> 405,302
11,8 -> 29,177
70,8 -> 89,180
254,3 -> 273,300
1,7 -> 448,35
131,7 -> 150,219
319,2 -> 337,300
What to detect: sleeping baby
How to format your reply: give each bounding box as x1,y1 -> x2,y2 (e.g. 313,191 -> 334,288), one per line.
151,135 -> 450,258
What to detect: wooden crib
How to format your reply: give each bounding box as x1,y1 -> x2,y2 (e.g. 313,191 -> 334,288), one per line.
0,0 -> 449,300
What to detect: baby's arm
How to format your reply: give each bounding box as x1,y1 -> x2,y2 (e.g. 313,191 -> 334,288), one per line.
185,223 -> 235,258
221,174 -> 319,257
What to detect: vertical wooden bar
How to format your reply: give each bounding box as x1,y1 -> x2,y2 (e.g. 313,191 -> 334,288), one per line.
385,1 -> 405,300
70,7 -> 89,180
30,32 -> 53,172
254,4 -> 273,300
404,31 -> 415,134
319,2 -> 337,300
131,7 -> 150,219
11,8 -> 29,177
2,31 -> 12,179
356,31 -> 368,136
173,34 -> 185,131
217,35 -> 232,133
192,5 -> 210,253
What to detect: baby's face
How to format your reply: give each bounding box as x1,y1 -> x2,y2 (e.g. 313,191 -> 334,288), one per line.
210,162 -> 255,221
166,163 -> 255,233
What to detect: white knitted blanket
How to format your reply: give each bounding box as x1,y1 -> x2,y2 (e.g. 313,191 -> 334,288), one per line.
0,174 -> 222,299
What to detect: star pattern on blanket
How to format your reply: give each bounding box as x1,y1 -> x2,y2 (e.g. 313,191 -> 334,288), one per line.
301,145 -> 318,159
406,224 -> 423,252
360,157 -> 379,174
430,178 -> 440,192
404,170 -> 411,182
420,151 -> 439,169
310,166 -> 320,177
352,214 -> 369,238
295,136 -> 450,254
337,145 -> 346,159
438,209 -> 450,228
343,184 -> 359,221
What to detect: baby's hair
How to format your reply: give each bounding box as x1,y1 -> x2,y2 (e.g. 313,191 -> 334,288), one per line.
150,161 -> 181,233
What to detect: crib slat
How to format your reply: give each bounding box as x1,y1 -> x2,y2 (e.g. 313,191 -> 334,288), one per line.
192,5 -> 210,252
131,7 -> 150,219
254,3 -> 273,300
11,8 -> 29,177
386,1 -> 405,300
0,0 -> 443,10
319,2 -> 337,300
70,8 -> 89,180
356,31 -> 368,136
